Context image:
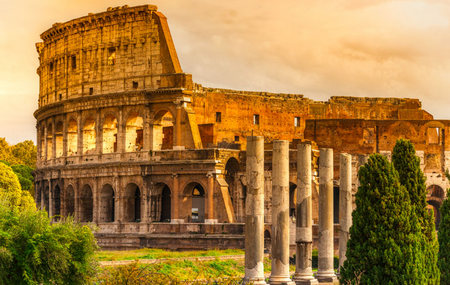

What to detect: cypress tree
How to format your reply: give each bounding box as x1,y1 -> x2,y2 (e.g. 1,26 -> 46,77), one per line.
438,175 -> 450,284
340,154 -> 424,284
392,139 -> 440,283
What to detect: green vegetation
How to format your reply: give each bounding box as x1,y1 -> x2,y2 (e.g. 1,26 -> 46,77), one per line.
340,154 -> 425,284
392,139 -> 440,283
0,152 -> 98,285
439,171 -> 450,284
96,248 -> 244,261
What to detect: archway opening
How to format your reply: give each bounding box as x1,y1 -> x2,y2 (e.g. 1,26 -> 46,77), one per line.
103,115 -> 118,154
65,185 -> 75,217
125,114 -> 144,152
152,110 -> 174,150
44,186 -> 49,213
184,183 -> 205,223
161,185 -> 171,222
225,158 -> 239,212
427,185 -> 445,230
427,200 -> 441,230
80,185 -> 93,222
100,184 -> 115,222
124,183 -> 141,222
55,121 -> 63,158
289,183 -> 297,217
67,119 -> 78,156
46,123 -> 53,160
53,185 -> 61,218
83,118 -> 96,154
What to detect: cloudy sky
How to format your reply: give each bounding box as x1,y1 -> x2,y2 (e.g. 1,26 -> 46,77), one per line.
1,0 -> 450,144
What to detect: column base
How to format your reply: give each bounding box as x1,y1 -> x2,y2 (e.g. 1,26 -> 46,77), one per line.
170,219 -> 184,224
204,219 -> 218,224
315,274 -> 338,284
244,279 -> 267,285
293,277 -> 318,285
269,277 -> 295,285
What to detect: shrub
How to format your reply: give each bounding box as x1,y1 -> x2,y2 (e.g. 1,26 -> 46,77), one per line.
392,139 -> 440,283
438,185 -> 450,284
340,154 -> 424,284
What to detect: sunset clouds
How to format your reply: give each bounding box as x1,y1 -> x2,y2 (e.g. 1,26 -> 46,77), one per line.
1,0 -> 450,143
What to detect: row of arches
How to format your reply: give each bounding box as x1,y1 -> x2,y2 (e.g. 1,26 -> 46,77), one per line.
36,181 -> 207,223
39,109 -> 176,160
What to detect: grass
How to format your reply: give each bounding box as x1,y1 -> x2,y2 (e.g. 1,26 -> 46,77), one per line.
95,248 -> 244,261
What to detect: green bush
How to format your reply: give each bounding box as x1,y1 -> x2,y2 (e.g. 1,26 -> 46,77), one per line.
438,183 -> 450,284
340,154 -> 424,284
0,204 -> 98,285
392,139 -> 439,283
11,164 -> 34,191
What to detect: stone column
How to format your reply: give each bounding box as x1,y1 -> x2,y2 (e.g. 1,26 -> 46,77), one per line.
244,136 -> 267,285
339,153 -> 352,271
269,140 -> 294,285
77,112 -> 83,161
44,123 -> 48,162
293,143 -> 318,284
40,182 -> 45,210
205,172 -> 217,224
117,107 -> 125,154
48,179 -> 53,218
52,117 -> 56,160
174,104 -> 182,149
316,148 -> 337,283
171,174 -> 183,224
114,175 -> 121,222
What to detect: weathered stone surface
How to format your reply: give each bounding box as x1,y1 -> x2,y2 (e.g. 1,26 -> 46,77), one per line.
339,153 -> 352,271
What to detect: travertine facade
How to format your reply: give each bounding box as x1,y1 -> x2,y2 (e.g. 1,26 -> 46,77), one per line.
34,5 -> 447,250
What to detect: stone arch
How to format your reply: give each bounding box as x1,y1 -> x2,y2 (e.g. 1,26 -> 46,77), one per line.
67,118 -> 78,156
102,115 -> 118,154
65,185 -> 75,217
80,184 -> 93,222
46,123 -> 53,160
152,109 -> 174,150
53,184 -> 61,218
151,183 -> 171,222
289,182 -> 297,217
100,184 -> 115,222
44,185 -> 49,213
55,121 -> 64,158
225,157 -> 239,211
83,117 -> 96,154
427,184 -> 445,229
124,183 -> 141,222
125,112 -> 144,152
183,182 -> 206,223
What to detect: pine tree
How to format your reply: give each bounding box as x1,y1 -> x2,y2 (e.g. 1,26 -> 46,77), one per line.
340,154 -> 425,284
439,172 -> 450,284
392,139 -> 440,284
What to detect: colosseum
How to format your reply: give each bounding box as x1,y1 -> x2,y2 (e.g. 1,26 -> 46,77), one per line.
34,4 -> 448,249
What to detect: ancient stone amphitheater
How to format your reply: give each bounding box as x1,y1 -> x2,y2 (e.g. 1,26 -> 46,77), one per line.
34,5 -> 448,249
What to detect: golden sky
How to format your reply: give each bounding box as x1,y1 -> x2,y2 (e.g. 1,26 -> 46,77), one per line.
1,0 -> 450,143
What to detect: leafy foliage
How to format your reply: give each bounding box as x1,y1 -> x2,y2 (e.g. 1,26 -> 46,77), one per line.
439,175 -> 450,284
11,164 -> 33,191
340,154 -> 425,284
0,162 -> 34,211
0,203 -> 98,285
10,140 -> 37,169
392,139 -> 440,283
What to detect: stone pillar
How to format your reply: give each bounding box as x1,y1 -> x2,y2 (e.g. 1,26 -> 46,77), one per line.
117,108 -> 125,153
293,143 -> 318,284
44,123 -> 48,162
141,179 -> 149,223
244,136 -> 267,285
339,153 -> 352,271
205,172 -> 217,224
269,140 -> 294,285
171,174 -> 183,224
48,179 -> 53,218
52,117 -> 56,160
114,176 -> 121,222
62,115 -> 68,157
174,104 -> 183,149
40,182 -> 45,210
77,112 -> 83,161
316,148 -> 337,283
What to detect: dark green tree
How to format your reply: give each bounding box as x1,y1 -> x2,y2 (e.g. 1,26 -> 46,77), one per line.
439,172 -> 450,284
392,139 -> 440,283
11,164 -> 34,191
340,154 -> 425,284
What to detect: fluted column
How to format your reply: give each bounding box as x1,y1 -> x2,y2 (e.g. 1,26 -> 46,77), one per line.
244,136 -> 267,285
339,153 -> 352,271
269,140 -> 294,285
316,148 -> 337,283
293,142 -> 318,284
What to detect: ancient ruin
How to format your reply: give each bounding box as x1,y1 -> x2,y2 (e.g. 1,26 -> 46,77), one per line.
34,5 -> 448,253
